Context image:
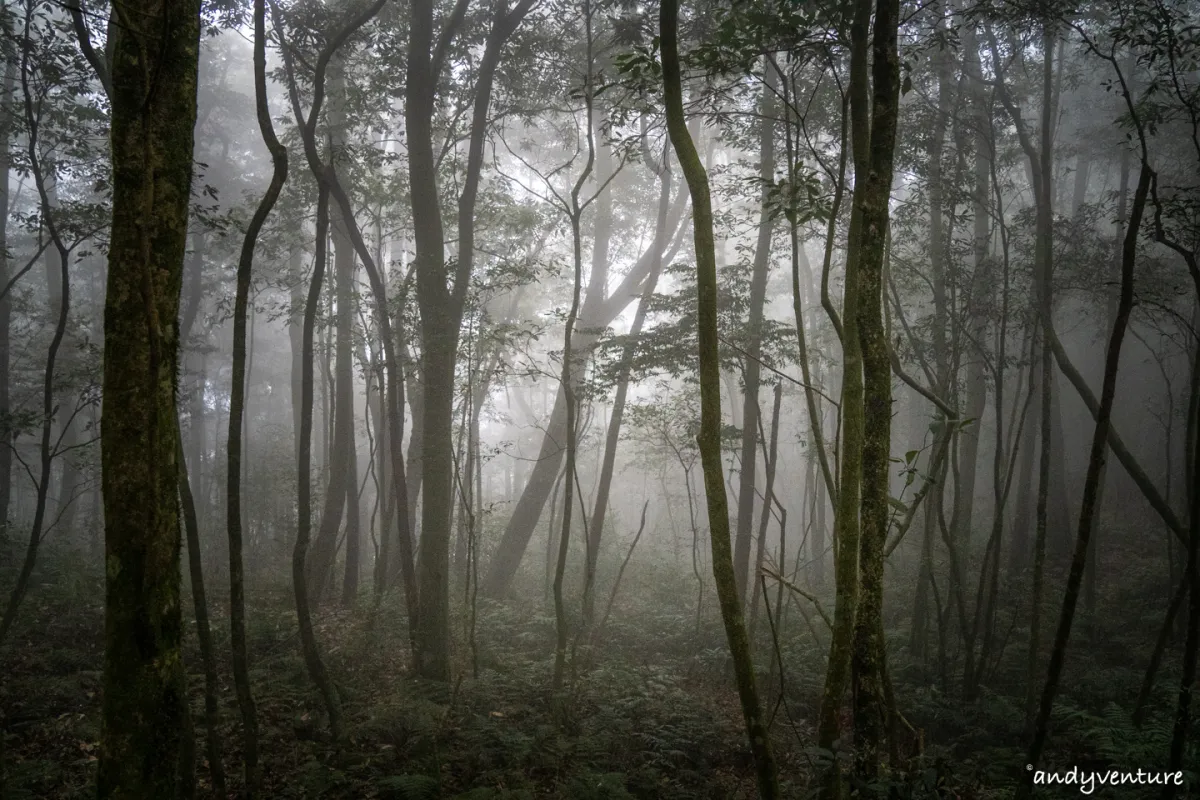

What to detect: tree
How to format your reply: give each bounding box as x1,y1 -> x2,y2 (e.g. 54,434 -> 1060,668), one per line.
406,0 -> 536,681
222,0 -> 289,786
660,0 -> 780,796
90,0 -> 202,794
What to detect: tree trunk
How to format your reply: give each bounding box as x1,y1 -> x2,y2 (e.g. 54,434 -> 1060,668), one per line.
849,0 -> 901,776
817,0 -> 871,781
294,186 -> 344,738
407,0 -> 534,680
482,184 -> 688,599
956,22 -> 990,547
95,1 -> 201,794
178,425 -> 225,799
1019,30 -> 1152,785
1084,148 -> 1129,623
586,149 -> 672,629
733,70 -> 777,601
0,58 -> 12,548
0,53 -> 74,650
748,384 -> 782,645
661,2 -> 780,795
308,52 -> 357,608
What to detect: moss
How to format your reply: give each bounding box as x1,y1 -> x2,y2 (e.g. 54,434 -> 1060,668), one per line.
96,1 -> 202,797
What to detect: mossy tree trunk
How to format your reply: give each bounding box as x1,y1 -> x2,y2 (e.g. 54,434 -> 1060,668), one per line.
407,0 -> 535,680
817,0 -> 872,785
849,0 -> 901,778
660,1 -> 780,796
95,0 -> 202,795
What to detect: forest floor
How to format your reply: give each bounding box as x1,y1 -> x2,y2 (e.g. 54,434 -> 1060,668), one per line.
0,533 -> 1194,799
1,560 -> 779,799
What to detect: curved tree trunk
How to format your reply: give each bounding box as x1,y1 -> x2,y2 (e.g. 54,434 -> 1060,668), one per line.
294,187 -> 345,738
308,52 -> 357,609
0,52 -> 74,649
660,1 -> 780,795
1018,26 -> 1152,783
0,58 -> 12,549
482,167 -> 688,600
223,0 -> 288,784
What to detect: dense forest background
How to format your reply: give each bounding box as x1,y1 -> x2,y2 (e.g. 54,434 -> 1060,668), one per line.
0,0 -> 1198,796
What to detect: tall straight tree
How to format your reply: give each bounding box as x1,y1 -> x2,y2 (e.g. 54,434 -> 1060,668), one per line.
0,59 -> 11,547
89,0 -> 202,795
849,0 -> 901,776
660,0 -> 780,797
406,0 -> 534,680
733,67 -> 777,600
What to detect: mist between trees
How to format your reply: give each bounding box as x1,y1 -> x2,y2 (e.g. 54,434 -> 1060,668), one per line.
0,0 -> 1197,797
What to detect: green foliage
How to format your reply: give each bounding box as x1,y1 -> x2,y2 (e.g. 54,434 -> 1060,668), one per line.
375,774 -> 441,800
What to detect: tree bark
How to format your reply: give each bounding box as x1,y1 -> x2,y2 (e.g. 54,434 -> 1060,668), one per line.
94,1 -> 201,794
0,58 -> 13,550
661,1 -> 780,795
293,186 -> 344,738
308,52 -> 357,608
407,0 -> 534,680
849,0 -> 901,776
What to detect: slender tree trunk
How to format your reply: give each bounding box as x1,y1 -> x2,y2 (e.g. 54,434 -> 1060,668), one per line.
734,70 -> 777,601
225,3 -> 288,783
661,2 -> 780,795
178,426 -> 225,799
0,62 -> 74,649
818,0 -> 872,780
957,22 -> 990,547
294,187 -> 344,738
1019,31 -> 1152,783
1084,148 -> 1129,623
586,152 -> 672,629
748,384 -> 782,645
482,192 -> 687,598
94,1 -> 201,793
0,58 -> 13,549
308,52 -> 358,608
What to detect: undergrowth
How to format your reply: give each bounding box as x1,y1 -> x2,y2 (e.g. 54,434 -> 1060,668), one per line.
0,535 -> 1196,798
